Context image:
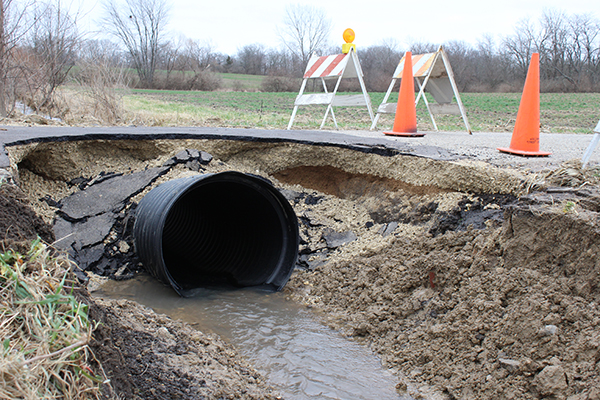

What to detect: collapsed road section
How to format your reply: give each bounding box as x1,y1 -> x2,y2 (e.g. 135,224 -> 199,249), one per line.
2,126 -> 600,399
3,133 -> 530,288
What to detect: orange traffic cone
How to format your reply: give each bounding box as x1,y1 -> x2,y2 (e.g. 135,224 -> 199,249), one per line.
384,52 -> 424,137
498,53 -> 551,156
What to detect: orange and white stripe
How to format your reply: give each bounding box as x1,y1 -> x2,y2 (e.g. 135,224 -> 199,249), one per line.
393,52 -> 437,78
303,53 -> 349,79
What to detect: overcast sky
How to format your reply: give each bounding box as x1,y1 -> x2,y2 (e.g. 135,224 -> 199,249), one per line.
79,0 -> 598,55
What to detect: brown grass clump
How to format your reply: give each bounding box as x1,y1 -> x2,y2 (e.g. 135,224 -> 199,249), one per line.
0,239 -> 106,399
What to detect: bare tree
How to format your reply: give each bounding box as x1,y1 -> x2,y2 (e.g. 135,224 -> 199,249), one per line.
102,0 -> 170,88
156,38 -> 179,82
539,10 -> 600,90
0,0 -> 35,117
503,10 -> 600,91
27,0 -> 80,112
359,41 -> 403,91
236,44 -> 267,75
569,13 -> 600,88
443,40 -> 478,91
158,38 -> 221,91
264,47 -> 298,76
475,34 -> 509,90
277,4 -> 331,73
537,10 -> 570,83
74,40 -> 128,124
180,39 -> 215,71
0,0 -> 7,117
408,41 -> 438,55
503,18 -> 540,79
79,38 -> 125,66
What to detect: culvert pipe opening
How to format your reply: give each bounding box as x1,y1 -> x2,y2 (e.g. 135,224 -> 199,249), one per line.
133,171 -> 299,296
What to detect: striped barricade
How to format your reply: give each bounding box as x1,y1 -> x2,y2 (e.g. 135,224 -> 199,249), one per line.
371,46 -> 471,133
287,49 -> 373,130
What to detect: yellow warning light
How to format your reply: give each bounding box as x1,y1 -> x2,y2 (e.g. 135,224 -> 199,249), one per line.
343,28 -> 355,43
342,28 -> 356,54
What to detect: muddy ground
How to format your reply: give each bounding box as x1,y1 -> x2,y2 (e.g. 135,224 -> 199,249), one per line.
2,138 -> 600,399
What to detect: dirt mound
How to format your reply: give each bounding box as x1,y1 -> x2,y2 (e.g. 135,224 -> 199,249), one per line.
0,183 -> 54,251
285,188 -> 600,399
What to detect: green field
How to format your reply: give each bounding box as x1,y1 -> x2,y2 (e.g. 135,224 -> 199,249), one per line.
218,73 -> 265,90
123,89 -> 600,134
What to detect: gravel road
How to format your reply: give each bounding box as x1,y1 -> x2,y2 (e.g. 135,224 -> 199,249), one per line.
339,128 -> 600,170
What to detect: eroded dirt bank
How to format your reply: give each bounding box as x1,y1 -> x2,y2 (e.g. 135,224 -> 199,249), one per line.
0,182 -> 283,399
4,138 -> 600,399
286,200 -> 600,399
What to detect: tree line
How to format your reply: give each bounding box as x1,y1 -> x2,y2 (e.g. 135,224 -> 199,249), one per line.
232,9 -> 600,94
0,0 -> 599,119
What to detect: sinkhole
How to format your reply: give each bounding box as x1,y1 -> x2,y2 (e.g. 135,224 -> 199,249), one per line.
7,138 -> 522,399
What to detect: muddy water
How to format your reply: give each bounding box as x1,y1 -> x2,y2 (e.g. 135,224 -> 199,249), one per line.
94,274 -> 412,400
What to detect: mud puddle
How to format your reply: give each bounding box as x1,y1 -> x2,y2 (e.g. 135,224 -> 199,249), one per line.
93,273 -> 412,400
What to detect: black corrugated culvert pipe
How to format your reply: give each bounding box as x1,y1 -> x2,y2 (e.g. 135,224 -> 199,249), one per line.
133,171 -> 299,296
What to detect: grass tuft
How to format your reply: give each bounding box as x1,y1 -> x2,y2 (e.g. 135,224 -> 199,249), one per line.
0,239 -> 105,399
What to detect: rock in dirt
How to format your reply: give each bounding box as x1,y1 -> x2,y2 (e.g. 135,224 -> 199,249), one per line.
532,365 -> 568,397
118,240 -> 130,253
379,221 -> 399,237
279,189 -> 304,203
498,358 -> 521,373
298,250 -> 328,270
323,229 -> 357,248
539,325 -> 558,336
0,168 -> 13,184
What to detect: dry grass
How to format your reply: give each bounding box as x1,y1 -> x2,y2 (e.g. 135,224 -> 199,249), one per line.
0,239 -> 106,399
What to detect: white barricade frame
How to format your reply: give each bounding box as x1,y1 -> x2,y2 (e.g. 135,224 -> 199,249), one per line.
287,48 -> 374,130
371,45 -> 472,134
582,120 -> 600,168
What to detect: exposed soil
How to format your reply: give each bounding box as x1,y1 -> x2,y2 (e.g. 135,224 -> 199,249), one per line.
286,200 -> 600,399
0,183 -> 54,250
0,182 -> 283,399
86,295 -> 282,400
2,138 -> 600,399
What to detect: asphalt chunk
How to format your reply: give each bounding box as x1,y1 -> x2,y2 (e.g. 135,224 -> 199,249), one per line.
59,167 -> 169,221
